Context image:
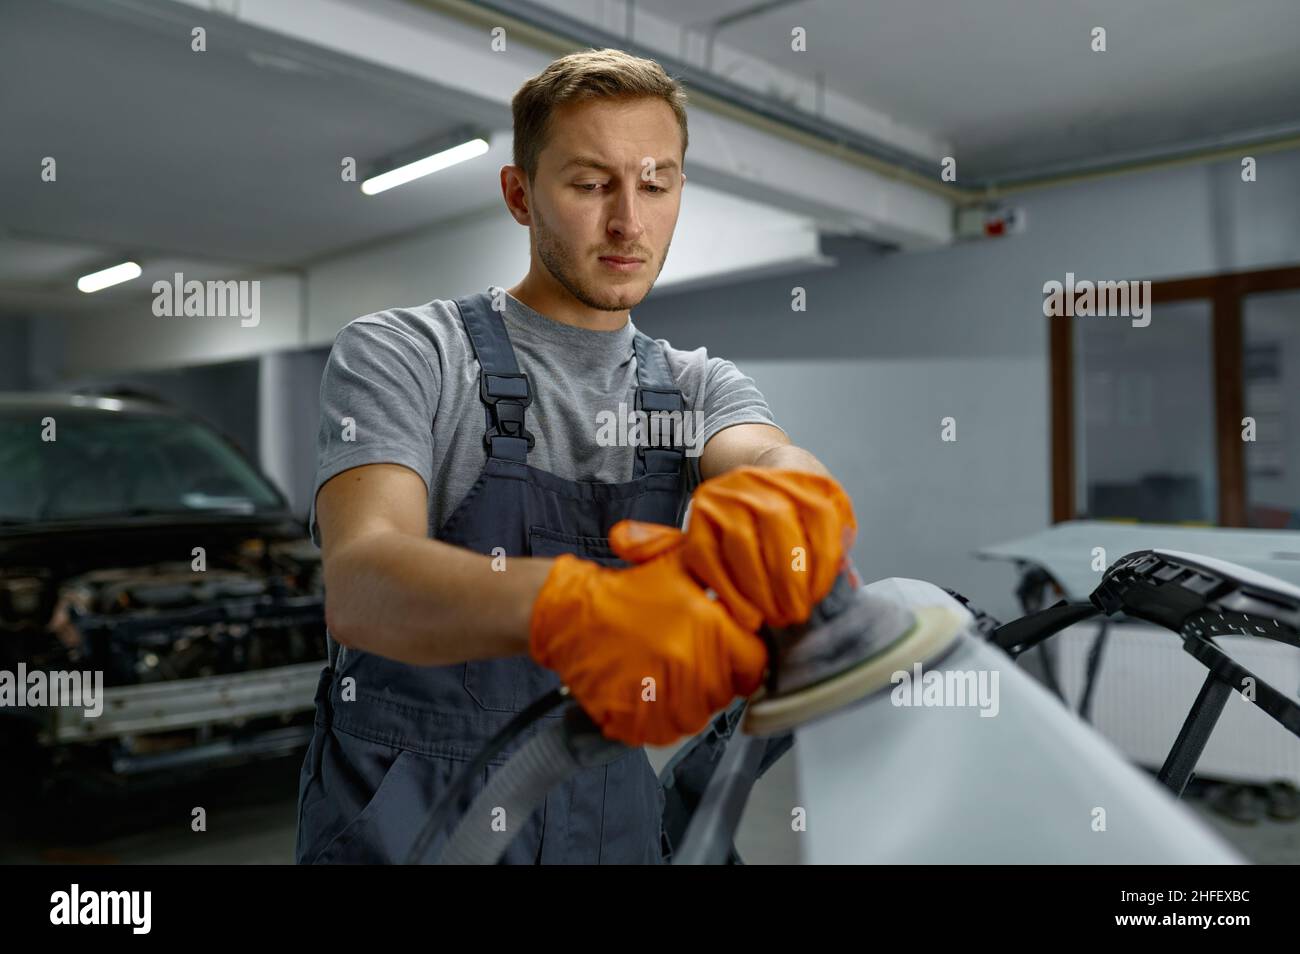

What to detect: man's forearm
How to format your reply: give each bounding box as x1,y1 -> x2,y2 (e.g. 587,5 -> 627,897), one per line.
323,444 -> 830,668
752,442 -> 831,477
324,532 -> 555,667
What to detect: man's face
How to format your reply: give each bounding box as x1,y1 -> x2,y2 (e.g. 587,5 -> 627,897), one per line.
527,96 -> 684,312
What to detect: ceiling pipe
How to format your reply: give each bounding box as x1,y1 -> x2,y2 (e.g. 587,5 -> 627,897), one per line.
408,0 -> 956,189
408,0 -> 1300,205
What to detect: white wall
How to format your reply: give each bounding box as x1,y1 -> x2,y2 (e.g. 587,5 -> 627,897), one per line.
53,273 -> 304,378
300,184 -> 826,344
303,207 -> 514,343
30,181 -> 825,377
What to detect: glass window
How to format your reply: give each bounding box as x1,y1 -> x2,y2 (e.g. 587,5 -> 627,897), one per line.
1073,300 -> 1217,524
1243,290 -> 1300,529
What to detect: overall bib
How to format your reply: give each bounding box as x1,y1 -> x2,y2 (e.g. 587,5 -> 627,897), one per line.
296,290 -> 688,864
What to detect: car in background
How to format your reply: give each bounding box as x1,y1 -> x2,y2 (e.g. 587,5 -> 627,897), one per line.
0,392 -> 325,795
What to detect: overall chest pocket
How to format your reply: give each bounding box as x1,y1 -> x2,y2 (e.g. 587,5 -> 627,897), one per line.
527,525 -> 628,566
462,525 -> 627,714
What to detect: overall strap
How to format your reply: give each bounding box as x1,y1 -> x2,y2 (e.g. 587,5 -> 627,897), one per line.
455,289 -> 534,463
632,332 -> 687,478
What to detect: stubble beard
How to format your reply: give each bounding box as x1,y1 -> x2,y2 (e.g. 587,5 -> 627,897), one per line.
534,206 -> 669,313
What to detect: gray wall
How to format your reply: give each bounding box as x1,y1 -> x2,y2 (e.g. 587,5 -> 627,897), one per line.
260,347 -> 331,519
0,317 -> 31,391
64,360 -> 262,466
631,149 -> 1300,620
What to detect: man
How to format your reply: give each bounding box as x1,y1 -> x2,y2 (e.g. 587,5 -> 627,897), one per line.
295,48 -> 856,865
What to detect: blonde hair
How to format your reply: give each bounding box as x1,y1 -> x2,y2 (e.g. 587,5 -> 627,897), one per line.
512,48 -> 689,183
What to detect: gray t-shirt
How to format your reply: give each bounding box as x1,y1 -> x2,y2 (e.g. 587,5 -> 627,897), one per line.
310,291 -> 784,547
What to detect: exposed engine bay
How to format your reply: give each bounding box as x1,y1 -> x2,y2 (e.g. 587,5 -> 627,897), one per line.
0,521 -> 327,784
3,535 -> 323,682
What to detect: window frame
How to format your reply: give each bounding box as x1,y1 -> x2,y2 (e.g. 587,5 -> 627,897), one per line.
1050,264 -> 1300,526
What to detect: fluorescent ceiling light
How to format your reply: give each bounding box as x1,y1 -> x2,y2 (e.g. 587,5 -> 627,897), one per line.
77,261 -> 142,293
361,138 -> 490,195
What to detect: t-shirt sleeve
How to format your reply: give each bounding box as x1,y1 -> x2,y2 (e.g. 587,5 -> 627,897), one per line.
686,355 -> 786,491
309,316 -> 442,547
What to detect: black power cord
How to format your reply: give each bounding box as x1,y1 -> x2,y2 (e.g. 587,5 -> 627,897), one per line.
403,687 -> 569,865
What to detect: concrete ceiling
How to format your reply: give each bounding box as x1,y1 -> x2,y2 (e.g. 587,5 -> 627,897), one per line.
4,0 -> 1298,320
636,0 -> 1300,178
0,0 -> 841,320
0,0 -> 512,315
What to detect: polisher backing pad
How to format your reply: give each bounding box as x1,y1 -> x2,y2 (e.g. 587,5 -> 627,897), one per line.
743,606 -> 967,737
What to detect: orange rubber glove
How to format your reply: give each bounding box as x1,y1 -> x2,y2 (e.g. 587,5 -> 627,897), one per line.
611,466 -> 858,632
529,541 -> 767,747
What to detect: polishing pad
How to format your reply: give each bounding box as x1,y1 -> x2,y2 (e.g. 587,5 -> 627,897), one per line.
743,605 -> 967,737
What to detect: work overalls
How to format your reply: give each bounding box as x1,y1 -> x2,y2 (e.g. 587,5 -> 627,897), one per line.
295,290 -> 688,864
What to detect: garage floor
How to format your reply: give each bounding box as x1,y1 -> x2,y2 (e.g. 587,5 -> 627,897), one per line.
1183,797 -> 1300,864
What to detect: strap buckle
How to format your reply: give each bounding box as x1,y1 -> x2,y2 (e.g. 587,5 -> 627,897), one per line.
480,370 -> 535,452
634,385 -> 686,466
